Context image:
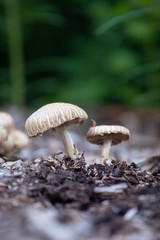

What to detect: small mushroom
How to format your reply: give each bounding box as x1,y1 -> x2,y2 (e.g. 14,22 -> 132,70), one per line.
25,102 -> 88,159
1,129 -> 30,153
0,112 -> 14,133
86,124 -> 130,165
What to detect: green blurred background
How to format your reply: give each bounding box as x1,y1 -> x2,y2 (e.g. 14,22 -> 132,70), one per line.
0,0 -> 160,109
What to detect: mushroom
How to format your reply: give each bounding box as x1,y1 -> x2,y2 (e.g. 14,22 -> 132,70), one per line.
0,112 -> 14,133
12,130 -> 30,149
25,103 -> 88,159
86,123 -> 130,165
0,127 -> 8,142
1,129 -> 30,153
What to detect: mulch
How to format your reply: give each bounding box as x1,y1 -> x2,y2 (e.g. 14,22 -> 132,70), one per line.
0,152 -> 160,239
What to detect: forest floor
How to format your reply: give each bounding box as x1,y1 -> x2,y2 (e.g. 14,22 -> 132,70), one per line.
0,105 -> 160,240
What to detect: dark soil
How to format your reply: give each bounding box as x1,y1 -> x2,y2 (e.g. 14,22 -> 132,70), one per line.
0,152 -> 160,240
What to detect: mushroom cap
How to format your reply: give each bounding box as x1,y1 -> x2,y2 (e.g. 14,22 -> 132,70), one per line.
25,103 -> 88,137
0,112 -> 14,133
0,127 -> 8,142
86,125 -> 130,145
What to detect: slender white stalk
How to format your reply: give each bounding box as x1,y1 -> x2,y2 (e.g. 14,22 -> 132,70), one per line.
56,127 -> 80,159
101,139 -> 112,165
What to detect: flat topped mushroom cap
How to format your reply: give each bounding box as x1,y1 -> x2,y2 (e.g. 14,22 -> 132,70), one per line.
25,102 -> 88,137
0,112 -> 14,132
86,125 -> 130,145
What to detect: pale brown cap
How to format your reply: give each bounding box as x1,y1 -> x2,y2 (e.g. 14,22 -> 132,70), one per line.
0,112 -> 14,133
25,103 -> 88,137
86,125 -> 130,145
0,127 -> 8,142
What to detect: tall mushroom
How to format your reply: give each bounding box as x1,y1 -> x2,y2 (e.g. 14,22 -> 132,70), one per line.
86,124 -> 130,166
25,103 -> 88,159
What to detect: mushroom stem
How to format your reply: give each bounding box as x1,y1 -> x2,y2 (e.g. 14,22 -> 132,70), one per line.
56,127 -> 80,160
101,139 -> 112,165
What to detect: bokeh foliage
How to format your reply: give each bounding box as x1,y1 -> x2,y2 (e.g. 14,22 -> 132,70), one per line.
0,0 -> 160,108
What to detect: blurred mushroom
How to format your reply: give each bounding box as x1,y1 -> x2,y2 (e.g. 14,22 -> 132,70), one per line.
0,127 -> 8,142
12,130 -> 30,149
86,123 -> 130,165
1,129 -> 30,153
1,133 -> 14,153
0,112 -> 14,133
25,103 -> 88,159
